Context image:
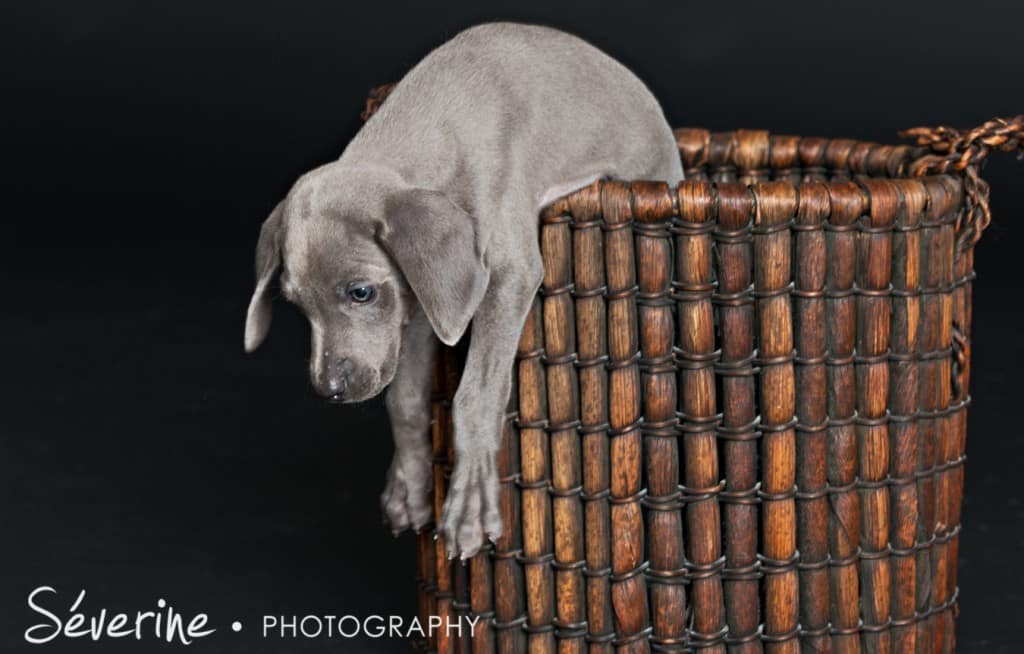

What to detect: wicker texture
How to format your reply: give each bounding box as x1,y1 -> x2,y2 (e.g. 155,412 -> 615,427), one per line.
359,91 -> 1023,654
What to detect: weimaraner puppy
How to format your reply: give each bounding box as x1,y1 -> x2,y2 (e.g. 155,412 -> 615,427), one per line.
245,22 -> 683,559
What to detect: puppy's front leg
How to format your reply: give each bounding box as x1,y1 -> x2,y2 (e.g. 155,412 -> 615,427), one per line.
381,307 -> 437,535
441,263 -> 541,559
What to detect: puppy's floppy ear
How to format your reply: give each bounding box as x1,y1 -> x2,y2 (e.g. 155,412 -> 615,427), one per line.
244,201 -> 284,352
380,189 -> 489,346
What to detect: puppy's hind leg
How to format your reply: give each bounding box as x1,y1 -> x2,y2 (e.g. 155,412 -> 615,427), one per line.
381,307 -> 438,535
440,252 -> 543,559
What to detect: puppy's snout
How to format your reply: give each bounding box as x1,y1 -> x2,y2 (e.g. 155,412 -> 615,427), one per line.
315,356 -> 354,402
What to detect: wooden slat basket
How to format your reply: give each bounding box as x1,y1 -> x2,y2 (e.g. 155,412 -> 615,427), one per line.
364,89 -> 1023,654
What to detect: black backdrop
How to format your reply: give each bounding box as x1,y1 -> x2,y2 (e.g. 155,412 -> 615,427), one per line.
3,1 -> 1022,652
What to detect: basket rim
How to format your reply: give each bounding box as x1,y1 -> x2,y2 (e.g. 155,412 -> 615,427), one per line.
672,127 -> 925,180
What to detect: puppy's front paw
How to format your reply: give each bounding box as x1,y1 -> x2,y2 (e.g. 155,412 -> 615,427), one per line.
381,453 -> 433,536
439,455 -> 502,559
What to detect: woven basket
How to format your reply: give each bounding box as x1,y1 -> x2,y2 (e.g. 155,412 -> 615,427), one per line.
363,87 -> 1023,653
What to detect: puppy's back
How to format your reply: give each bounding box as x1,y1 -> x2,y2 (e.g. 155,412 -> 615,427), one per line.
345,22 -> 682,209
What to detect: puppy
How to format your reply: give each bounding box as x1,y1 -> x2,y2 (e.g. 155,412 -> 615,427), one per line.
245,22 -> 683,558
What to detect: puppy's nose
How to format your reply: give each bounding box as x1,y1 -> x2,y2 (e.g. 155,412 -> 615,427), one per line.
317,357 -> 354,401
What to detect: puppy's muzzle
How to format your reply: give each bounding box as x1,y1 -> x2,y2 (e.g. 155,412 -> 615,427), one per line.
315,356 -> 354,403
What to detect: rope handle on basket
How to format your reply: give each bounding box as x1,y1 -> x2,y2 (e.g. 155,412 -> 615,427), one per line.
901,115 -> 1024,252
900,116 -> 1023,404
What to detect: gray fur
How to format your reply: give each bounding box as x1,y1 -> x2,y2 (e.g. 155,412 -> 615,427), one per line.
245,22 -> 683,558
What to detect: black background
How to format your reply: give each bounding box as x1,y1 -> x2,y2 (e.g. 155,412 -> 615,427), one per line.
3,1 -> 1023,652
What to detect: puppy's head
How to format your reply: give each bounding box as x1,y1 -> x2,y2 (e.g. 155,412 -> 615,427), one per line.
244,162 -> 488,403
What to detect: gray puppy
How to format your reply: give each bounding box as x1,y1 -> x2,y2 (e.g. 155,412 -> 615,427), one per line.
245,22 -> 683,559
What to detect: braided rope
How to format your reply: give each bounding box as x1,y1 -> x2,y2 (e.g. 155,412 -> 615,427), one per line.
901,115 -> 1024,251
901,115 -> 1024,173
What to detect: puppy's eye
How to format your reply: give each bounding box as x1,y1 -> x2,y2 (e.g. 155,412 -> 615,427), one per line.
346,284 -> 377,304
